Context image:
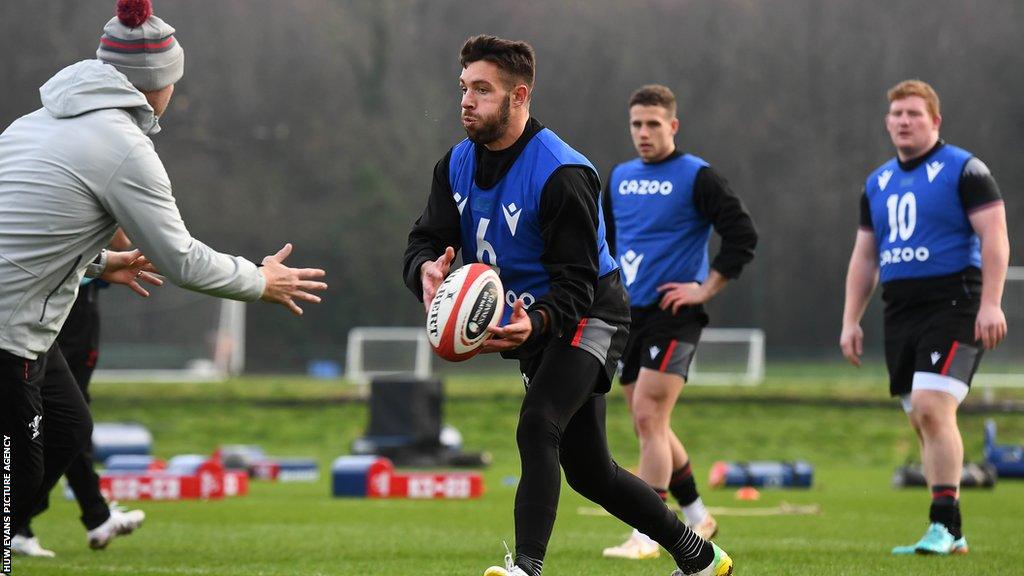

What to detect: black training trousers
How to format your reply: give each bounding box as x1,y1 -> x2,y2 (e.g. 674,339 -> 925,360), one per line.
26,284 -> 110,531
1,345 -> 93,536
513,343 -> 690,562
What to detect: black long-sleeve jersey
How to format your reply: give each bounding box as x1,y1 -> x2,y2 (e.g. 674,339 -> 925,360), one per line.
601,150 -> 758,280
404,118 -> 629,357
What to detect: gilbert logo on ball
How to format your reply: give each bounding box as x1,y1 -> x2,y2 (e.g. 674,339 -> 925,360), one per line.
427,263 -> 503,362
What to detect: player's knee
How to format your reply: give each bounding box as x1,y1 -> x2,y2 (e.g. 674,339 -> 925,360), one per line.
632,408 -> 665,439
908,414 -> 925,439
562,462 -> 589,495
516,408 -> 561,451
917,412 -> 949,436
70,411 -> 94,452
911,401 -> 953,436
564,468 -> 605,500
14,447 -> 46,515
19,454 -> 45,489
563,457 -> 615,500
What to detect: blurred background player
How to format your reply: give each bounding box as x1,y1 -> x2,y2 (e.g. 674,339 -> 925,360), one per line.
404,36 -> 732,576
601,85 -> 757,559
0,0 -> 327,545
12,231 -> 145,557
841,79 -> 1008,555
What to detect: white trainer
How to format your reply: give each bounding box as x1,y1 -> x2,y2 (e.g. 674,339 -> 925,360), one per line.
690,513 -> 719,541
483,542 -> 531,576
669,542 -> 733,576
11,535 -> 56,557
602,531 -> 661,559
87,505 -> 146,550
483,564 -> 530,576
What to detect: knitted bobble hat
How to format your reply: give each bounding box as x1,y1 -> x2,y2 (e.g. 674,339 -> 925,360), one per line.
97,0 -> 184,91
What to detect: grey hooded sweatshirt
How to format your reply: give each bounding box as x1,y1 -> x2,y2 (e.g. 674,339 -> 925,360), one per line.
0,60 -> 265,360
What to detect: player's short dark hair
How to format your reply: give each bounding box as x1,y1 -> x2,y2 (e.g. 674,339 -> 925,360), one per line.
460,35 -> 536,90
629,84 -> 677,117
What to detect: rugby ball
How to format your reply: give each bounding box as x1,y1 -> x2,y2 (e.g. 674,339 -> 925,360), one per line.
426,263 -> 503,362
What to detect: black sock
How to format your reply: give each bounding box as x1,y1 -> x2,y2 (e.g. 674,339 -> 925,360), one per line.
654,487 -> 669,503
669,461 -> 700,506
514,554 -> 543,576
929,484 -> 962,539
17,523 -> 34,539
668,526 -> 714,574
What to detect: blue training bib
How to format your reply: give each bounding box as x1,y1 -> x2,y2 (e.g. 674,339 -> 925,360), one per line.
608,154 -> 711,306
449,129 -> 617,324
865,145 -> 979,283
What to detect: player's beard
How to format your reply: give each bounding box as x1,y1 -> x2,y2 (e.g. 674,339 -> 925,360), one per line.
464,94 -> 511,146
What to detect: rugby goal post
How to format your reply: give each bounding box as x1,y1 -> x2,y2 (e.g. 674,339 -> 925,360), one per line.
344,326 -> 765,386
92,286 -> 245,383
974,266 -> 1024,388
345,327 -> 433,386
689,328 -> 766,386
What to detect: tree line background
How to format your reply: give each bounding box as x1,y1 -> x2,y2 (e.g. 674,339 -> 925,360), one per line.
1,0 -> 1021,371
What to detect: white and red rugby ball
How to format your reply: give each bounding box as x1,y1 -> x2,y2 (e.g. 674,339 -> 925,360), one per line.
426,263 -> 504,362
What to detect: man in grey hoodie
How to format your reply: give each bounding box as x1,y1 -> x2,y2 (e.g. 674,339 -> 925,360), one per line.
0,0 -> 327,546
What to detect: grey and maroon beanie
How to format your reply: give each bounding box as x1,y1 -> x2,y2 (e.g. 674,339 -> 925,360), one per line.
96,0 -> 184,91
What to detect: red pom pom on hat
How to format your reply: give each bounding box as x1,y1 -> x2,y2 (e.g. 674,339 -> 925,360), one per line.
116,0 -> 152,29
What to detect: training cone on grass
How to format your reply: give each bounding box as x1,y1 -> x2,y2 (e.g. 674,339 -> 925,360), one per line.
735,486 -> 760,501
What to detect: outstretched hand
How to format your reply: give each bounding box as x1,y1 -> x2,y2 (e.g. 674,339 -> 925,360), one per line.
100,249 -> 163,297
420,246 -> 455,313
260,243 -> 328,315
481,299 -> 532,353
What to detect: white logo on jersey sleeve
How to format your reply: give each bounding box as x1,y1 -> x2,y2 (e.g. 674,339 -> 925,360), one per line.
926,161 -> 945,183
930,351 -> 941,365
502,202 -> 522,236
453,192 -> 468,215
877,170 -> 893,191
620,250 -> 644,286
649,346 -> 660,360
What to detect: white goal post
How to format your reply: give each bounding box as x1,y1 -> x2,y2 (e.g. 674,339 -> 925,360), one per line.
345,327 -> 432,386
344,325 -> 765,386
689,328 -> 766,386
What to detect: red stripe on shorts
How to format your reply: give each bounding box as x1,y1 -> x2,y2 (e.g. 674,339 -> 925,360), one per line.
659,339 -> 679,372
940,341 -> 960,376
571,318 -> 588,347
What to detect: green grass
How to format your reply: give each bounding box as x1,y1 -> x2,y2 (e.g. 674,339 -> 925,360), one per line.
16,369 -> 1024,575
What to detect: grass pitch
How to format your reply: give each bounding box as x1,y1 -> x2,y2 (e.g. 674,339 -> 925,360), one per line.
15,366 -> 1024,575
